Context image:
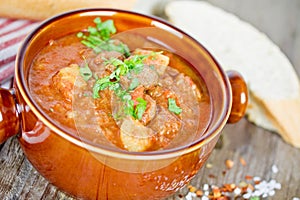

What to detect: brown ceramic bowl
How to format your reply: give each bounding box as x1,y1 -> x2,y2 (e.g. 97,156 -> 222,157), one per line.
0,9 -> 248,200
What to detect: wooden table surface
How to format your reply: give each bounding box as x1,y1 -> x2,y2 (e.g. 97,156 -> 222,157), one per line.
0,1 -> 300,199
0,96 -> 299,200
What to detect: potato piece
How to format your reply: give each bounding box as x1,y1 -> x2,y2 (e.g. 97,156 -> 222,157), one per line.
52,64 -> 86,102
120,117 -> 155,152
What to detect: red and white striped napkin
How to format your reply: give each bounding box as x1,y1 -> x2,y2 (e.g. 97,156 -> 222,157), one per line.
0,18 -> 39,84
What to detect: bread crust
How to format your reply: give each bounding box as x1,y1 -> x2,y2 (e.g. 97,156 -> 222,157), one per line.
166,0 -> 300,148
261,97 -> 300,148
0,0 -> 137,20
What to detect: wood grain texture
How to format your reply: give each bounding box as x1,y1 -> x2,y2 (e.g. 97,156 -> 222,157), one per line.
0,119 -> 299,199
0,0 -> 300,199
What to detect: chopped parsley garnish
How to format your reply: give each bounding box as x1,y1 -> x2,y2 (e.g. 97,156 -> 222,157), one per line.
168,98 -> 182,115
92,55 -> 148,120
92,55 -> 147,99
124,98 -> 147,120
128,78 -> 139,90
77,17 -> 130,56
79,60 -> 93,81
135,97 -> 148,120
93,17 -> 116,41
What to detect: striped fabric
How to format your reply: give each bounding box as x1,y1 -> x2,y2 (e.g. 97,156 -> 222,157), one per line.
0,18 -> 39,84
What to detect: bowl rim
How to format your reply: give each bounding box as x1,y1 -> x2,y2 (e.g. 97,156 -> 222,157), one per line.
15,8 -> 232,160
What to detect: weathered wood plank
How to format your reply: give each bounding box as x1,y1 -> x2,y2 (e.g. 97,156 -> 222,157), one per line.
0,119 -> 299,199
167,119 -> 300,199
0,1 -> 300,198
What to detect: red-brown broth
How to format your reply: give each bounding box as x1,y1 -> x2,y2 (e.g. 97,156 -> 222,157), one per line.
28,32 -> 212,152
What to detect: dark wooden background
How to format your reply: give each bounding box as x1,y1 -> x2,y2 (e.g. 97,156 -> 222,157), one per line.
1,0 -> 300,199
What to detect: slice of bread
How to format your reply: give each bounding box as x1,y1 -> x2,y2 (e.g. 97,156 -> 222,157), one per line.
165,0 -> 300,147
0,0 -> 137,20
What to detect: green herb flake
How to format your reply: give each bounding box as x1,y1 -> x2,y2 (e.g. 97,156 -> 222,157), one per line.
128,78 -> 139,90
77,32 -> 84,38
93,17 -> 102,24
77,17 -> 129,55
92,55 -> 148,99
79,61 -> 93,81
168,98 -> 182,115
97,20 -> 116,41
135,97 -> 147,120
124,100 -> 135,117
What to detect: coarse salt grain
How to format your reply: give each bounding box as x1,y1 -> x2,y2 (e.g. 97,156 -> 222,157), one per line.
201,196 -> 209,200
180,160 -> 282,199
253,176 -> 261,182
269,179 -> 277,185
185,192 -> 196,200
262,193 -> 268,198
204,191 -> 209,196
272,164 -> 279,173
253,190 -> 262,197
268,189 -> 276,196
233,187 -> 241,195
203,184 -> 209,191
243,192 -> 251,199
274,182 -> 282,190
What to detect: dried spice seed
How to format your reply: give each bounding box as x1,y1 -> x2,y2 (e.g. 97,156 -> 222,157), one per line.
196,190 -> 203,197
225,159 -> 234,169
208,174 -> 216,179
239,157 -> 247,166
189,186 -> 197,193
179,163 -> 281,199
222,170 -> 227,176
212,187 -> 222,198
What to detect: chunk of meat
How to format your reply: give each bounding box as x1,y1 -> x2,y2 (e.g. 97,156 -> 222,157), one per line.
141,95 -> 157,125
133,49 -> 169,75
120,117 -> 155,152
130,85 -> 145,105
91,50 -> 124,71
120,65 -> 159,89
52,64 -> 86,102
130,86 -> 157,125
146,85 -> 181,115
148,106 -> 182,148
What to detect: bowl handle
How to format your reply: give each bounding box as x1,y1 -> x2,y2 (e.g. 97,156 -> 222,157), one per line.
226,70 -> 248,123
0,88 -> 20,144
